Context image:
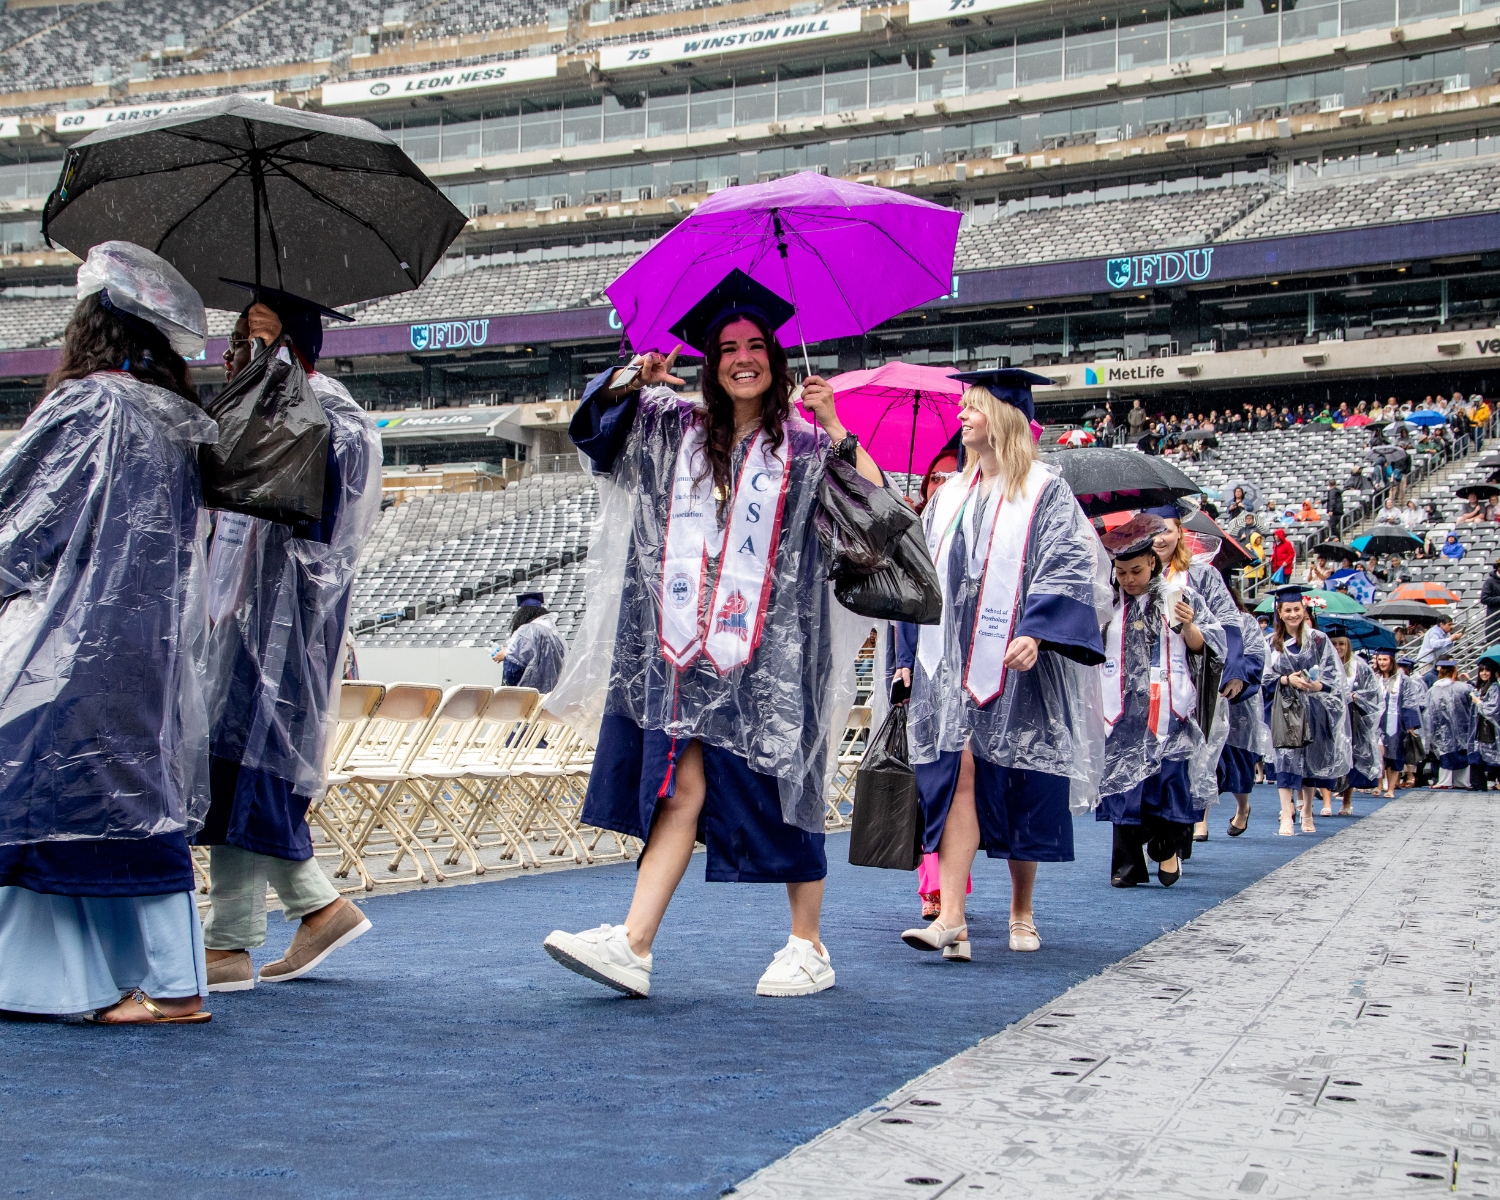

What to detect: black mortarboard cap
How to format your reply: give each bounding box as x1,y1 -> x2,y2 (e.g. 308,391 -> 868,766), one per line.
1143,503 -> 1184,521
221,278 -> 354,366
1438,657 -> 1458,668
1101,513 -> 1166,561
947,367 -> 1055,422
1273,584 -> 1313,606
517,591 -> 545,607
667,268 -> 796,356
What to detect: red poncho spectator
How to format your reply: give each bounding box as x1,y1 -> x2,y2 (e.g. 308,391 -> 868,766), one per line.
1270,529 -> 1296,583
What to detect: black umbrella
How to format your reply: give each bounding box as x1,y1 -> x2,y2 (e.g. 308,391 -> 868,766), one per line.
1310,541 -> 1360,563
1048,447 -> 1199,517
1365,600 -> 1452,626
42,95 -> 466,312
1368,446 -> 1407,464
1082,407 -> 1109,420
1456,483 -> 1500,500
1178,428 -> 1218,442
1479,453 -> 1500,468
1353,529 -> 1425,556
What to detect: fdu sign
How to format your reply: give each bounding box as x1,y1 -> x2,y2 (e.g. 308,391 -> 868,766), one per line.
1106,248 -> 1214,290
410,319 -> 492,351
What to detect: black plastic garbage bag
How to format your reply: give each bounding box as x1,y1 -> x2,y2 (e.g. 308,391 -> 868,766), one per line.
849,705 -> 924,870
200,337 -> 329,524
1271,684 -> 1311,749
817,455 -> 942,625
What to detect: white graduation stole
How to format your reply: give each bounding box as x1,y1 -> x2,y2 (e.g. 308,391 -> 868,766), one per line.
659,419 -> 789,675
1101,594 -> 1195,737
915,463 -> 1049,706
1384,675 -> 1402,736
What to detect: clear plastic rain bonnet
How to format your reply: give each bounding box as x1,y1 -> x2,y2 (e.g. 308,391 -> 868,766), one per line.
76,239 -> 207,358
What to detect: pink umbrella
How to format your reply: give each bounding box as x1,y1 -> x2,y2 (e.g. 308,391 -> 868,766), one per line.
1342,413 -> 1372,427
811,362 -> 964,487
604,173 -> 961,369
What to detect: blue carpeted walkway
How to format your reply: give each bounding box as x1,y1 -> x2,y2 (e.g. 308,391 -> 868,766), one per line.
0,785 -> 1389,1199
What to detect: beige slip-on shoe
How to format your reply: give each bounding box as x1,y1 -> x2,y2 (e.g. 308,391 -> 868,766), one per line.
258,900 -> 371,984
206,949 -> 255,993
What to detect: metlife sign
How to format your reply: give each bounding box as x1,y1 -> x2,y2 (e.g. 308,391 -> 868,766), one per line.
321,57 -> 557,107
55,92 -> 274,133
599,10 -> 863,70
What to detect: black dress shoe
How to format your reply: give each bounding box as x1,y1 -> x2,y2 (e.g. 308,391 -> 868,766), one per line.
1111,867 -> 1141,888
1158,863 -> 1181,887
1193,830 -> 1209,843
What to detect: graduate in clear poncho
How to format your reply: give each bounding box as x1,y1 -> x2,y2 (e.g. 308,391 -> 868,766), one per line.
0,242 -> 216,1023
1470,656 -> 1500,791
1426,659 -> 1477,789
1095,515 -> 1227,888
1371,651 -> 1422,798
1396,655 -> 1432,787
543,270 -> 884,1000
1218,605 -> 1270,838
900,369 -> 1107,960
1321,620 -> 1384,817
495,591 -> 568,692
195,287 -> 382,994
1262,587 -> 1351,837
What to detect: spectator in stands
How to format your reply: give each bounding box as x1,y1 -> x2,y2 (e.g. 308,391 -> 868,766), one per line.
1326,479 -> 1344,531
1307,554 -> 1334,587
197,287 -> 382,996
1255,407 -> 1274,432
1418,614 -> 1462,686
1424,499 -> 1442,525
1402,499 -> 1424,529
0,242 -> 214,1024
1128,399 -> 1147,439
544,274 -> 888,999
1226,486 -> 1248,521
1481,559 -> 1500,643
1457,491 -> 1487,523
494,592 -> 567,691
1442,533 -> 1467,564
1296,499 -> 1320,523
1270,529 -> 1295,583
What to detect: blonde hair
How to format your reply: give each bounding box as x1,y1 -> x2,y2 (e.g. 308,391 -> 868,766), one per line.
1163,517 -> 1193,575
959,386 -> 1037,502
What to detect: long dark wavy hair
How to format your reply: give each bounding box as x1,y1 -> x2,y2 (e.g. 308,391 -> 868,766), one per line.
45,292 -> 198,404
697,311 -> 793,520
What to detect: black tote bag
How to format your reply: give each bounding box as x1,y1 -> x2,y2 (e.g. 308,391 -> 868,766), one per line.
1271,683 -> 1311,749
200,336 -> 330,525
849,704 -> 924,871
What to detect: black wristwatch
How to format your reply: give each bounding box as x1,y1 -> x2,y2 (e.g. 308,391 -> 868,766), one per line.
834,431 -> 859,464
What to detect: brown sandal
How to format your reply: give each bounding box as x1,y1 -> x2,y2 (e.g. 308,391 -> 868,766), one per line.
84,989 -> 211,1025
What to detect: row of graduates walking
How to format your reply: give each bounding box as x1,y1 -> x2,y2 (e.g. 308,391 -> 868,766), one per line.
0,242 -> 381,1023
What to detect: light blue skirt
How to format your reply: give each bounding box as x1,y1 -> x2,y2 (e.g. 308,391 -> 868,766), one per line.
0,888 -> 208,1015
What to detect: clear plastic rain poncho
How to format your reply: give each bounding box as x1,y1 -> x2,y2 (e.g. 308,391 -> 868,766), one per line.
203,373 -> 381,797
1402,670 -> 1433,745
1225,612 -> 1273,758
1263,627 -> 1352,782
1098,580 -> 1228,806
76,240 -> 207,358
1476,683 -> 1500,766
1426,676 -> 1478,765
505,613 -> 568,692
1339,650 -> 1384,783
0,373 -> 217,843
907,467 -> 1111,811
548,384 -> 870,834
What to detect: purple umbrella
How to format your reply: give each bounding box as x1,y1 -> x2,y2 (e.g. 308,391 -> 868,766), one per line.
605,173 -> 961,369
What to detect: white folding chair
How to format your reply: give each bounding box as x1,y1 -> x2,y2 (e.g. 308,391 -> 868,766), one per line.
308,680 -> 386,893
828,704 -> 873,828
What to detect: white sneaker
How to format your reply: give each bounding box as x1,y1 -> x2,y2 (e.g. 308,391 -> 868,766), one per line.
543,924 -> 652,998
756,935 -> 835,997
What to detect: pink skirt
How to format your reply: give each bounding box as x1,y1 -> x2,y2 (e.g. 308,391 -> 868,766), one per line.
917,851 -> 973,897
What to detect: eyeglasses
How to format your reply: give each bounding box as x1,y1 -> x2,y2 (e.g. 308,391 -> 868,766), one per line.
222,337 -> 252,361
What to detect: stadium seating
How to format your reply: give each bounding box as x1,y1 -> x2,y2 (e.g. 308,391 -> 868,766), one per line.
1220,158 -> 1500,241
957,186 -> 1271,271
1172,428 -> 1385,524
343,254 -> 626,327
0,296 -> 75,350
415,0 -> 552,40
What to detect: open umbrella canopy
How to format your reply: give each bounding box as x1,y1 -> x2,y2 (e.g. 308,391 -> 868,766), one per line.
605,173 -> 961,359
1369,445 -> 1408,464
1352,530 -> 1424,556
41,95 -> 465,311
1318,614 -> 1398,651
1219,478 -> 1262,511
1177,428 -> 1218,442
1477,644 -> 1500,669
1045,447 -> 1199,516
1479,453 -> 1500,469
819,361 -> 962,480
1057,429 -> 1096,447
1182,508 -> 1251,570
1311,541 -> 1361,562
1406,409 -> 1448,427
1456,482 -> 1500,500
1254,588 -> 1366,615
1082,406 -> 1109,420
1392,581 -> 1461,605
1364,599 -> 1451,625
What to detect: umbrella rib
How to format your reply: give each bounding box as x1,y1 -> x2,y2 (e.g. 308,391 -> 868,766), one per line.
270,167 -> 414,282
149,159 -> 255,257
